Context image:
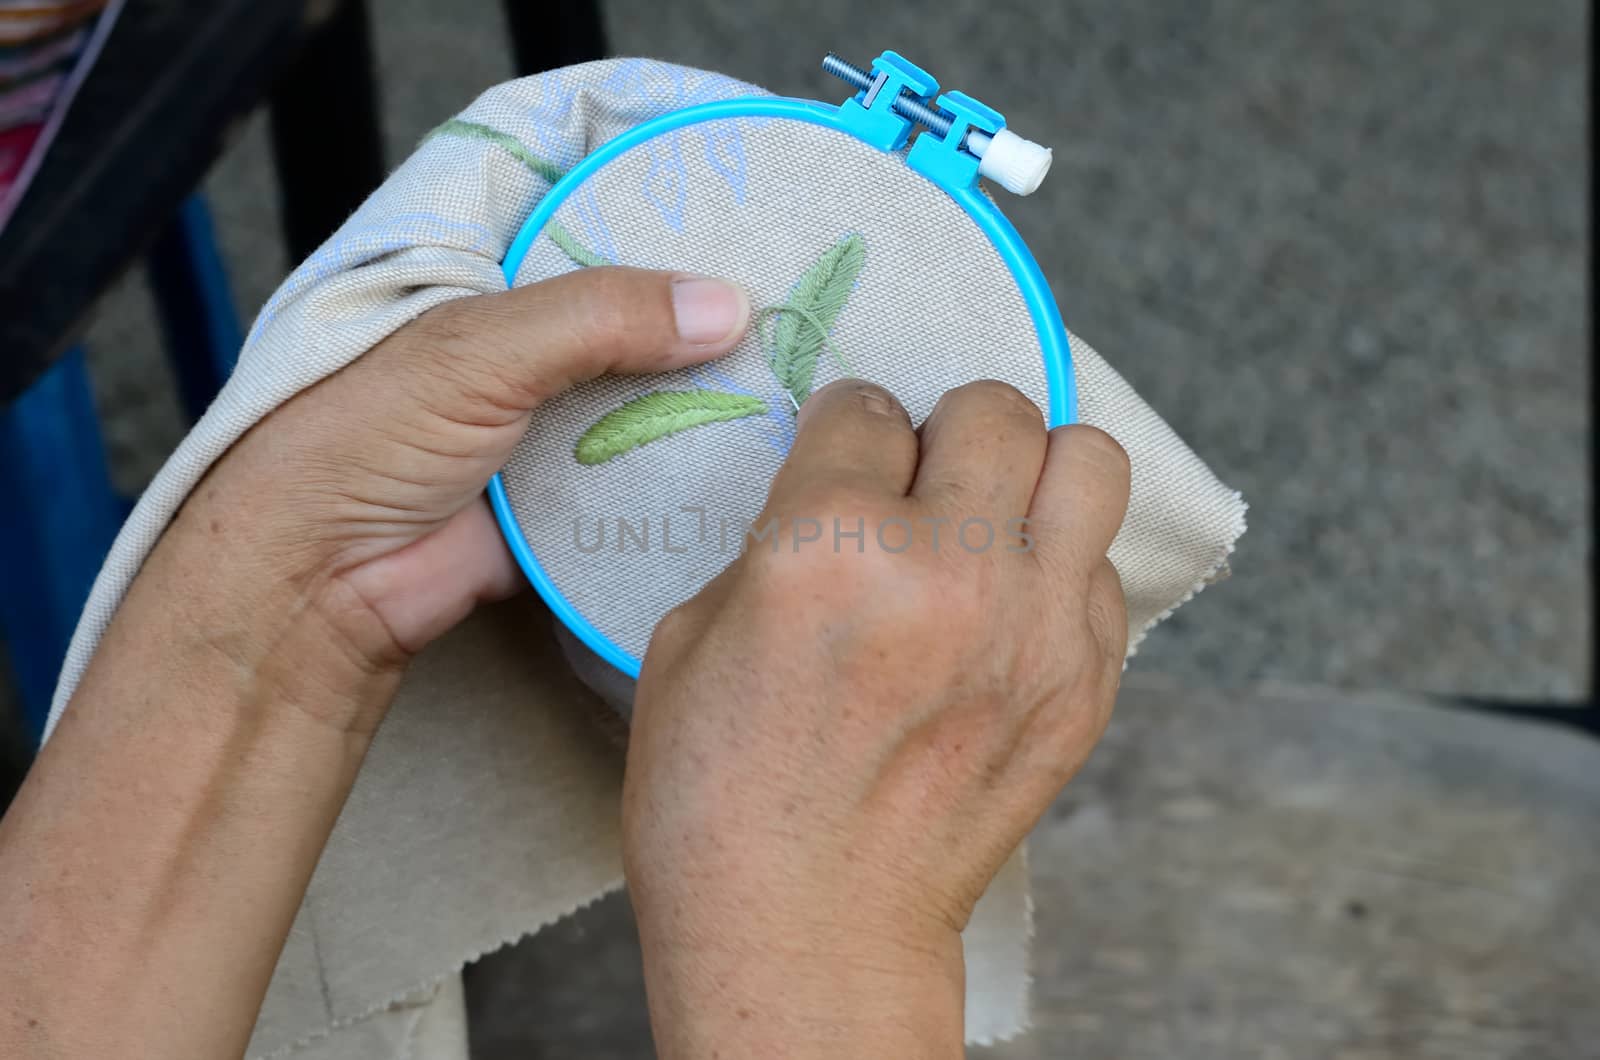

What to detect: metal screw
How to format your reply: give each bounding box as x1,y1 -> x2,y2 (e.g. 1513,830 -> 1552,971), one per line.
823,51 -> 1055,195
821,53 -> 955,139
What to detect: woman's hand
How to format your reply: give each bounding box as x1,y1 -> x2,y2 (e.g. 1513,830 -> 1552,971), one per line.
623,380 -> 1130,1058
0,268 -> 750,1059
0,256 -> 1129,1060
182,268 -> 752,730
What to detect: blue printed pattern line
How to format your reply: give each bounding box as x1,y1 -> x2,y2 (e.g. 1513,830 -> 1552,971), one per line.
570,183 -> 621,266
249,60 -> 767,351
528,60 -> 769,238
644,131 -> 689,233
247,212 -> 498,344
701,121 -> 751,203
687,364 -> 796,456
598,59 -> 771,231
518,75 -> 592,174
419,118 -> 618,274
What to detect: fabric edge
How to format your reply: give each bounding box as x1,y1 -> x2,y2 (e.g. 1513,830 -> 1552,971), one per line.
965,841 -> 1035,1047
1126,490 -> 1249,659
250,875 -> 628,1060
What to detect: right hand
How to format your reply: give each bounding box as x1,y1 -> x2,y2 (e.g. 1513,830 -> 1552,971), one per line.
622,378 -> 1132,1057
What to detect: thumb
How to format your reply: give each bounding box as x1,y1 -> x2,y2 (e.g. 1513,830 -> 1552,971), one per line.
387,267 -> 751,421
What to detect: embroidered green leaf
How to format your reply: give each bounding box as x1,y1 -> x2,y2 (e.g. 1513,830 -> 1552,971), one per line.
576,390 -> 768,465
545,219 -> 612,267
769,234 -> 865,407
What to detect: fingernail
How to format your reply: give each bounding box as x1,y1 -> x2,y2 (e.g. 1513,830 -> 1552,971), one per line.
671,277 -> 748,347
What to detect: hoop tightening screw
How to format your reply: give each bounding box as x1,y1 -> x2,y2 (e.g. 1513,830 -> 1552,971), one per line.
821,51 -> 1054,195
821,52 -> 957,139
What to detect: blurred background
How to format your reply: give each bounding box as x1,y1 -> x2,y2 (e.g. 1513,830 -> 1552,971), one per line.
0,1 -> 1591,1056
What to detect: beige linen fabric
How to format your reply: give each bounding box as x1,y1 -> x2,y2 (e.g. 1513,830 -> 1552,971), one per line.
502,111 -> 1244,662
44,60 -> 1244,1057
505,116 -> 1057,660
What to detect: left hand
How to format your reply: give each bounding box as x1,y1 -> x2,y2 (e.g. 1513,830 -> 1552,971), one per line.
0,267 -> 750,1060
170,267 -> 751,730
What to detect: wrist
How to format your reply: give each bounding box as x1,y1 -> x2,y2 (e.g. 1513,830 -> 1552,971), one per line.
132,482 -> 407,737
4,484 -> 403,1057
632,894 -> 966,1058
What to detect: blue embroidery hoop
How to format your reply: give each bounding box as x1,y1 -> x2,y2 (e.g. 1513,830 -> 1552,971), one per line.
490,51 -> 1078,681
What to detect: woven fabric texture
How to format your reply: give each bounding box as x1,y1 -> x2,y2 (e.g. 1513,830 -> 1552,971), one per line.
506,114 -> 1245,663
43,60 -> 1243,1057
505,117 -> 1055,659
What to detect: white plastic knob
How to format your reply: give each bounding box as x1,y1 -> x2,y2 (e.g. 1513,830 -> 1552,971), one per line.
969,128 -> 1053,196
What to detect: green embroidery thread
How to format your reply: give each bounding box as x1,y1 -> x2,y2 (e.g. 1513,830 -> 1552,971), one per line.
425,119 -> 610,267
754,305 -> 855,410
545,219 -> 612,267
423,119 -> 564,183
574,237 -> 868,463
766,234 -> 865,408
575,390 -> 769,465
424,120 -> 867,459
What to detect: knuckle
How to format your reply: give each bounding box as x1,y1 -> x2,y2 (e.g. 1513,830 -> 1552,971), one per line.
950,379 -> 1044,424
577,267 -> 650,323
529,268 -> 660,365
1086,560 -> 1129,662
571,276 -> 639,345
782,481 -> 891,526
1065,425 -> 1132,480
814,379 -> 909,423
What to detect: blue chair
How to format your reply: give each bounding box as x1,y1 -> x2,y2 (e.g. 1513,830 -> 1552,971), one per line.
0,0 -> 377,741
0,0 -> 608,743
0,197 -> 241,738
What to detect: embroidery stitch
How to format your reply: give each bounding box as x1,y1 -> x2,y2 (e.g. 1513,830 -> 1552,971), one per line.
689,365 -> 796,456
575,390 -> 770,465
576,237 -> 867,464
423,119 -> 563,183
755,305 -> 855,411
428,117 -> 866,457
546,219 -> 612,267
765,234 -> 865,408
426,119 -> 612,268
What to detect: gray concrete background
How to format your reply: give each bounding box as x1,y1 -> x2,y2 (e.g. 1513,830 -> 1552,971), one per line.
467,676 -> 1600,1058
78,0 -> 1590,700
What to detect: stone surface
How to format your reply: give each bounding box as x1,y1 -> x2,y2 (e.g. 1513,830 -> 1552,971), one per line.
465,677 -> 1600,1058
69,0 -> 1588,699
